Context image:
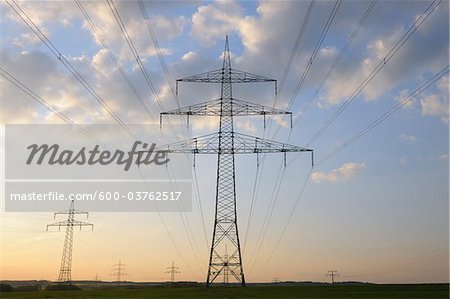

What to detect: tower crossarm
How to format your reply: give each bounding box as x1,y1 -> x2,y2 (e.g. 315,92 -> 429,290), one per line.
53,210 -> 89,218
176,68 -> 277,94
176,68 -> 276,84
161,98 -> 291,117
234,132 -> 312,155
156,132 -> 312,156
46,220 -> 94,231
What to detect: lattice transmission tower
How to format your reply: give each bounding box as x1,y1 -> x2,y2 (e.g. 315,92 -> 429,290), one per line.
47,200 -> 93,283
326,270 -> 339,284
166,261 -> 180,283
111,259 -> 127,286
160,36 -> 313,286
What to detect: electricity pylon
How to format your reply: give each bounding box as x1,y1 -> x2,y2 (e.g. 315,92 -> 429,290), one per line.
111,260 -> 127,286
47,200 -> 93,283
166,261 -> 180,283
326,270 -> 339,284
160,36 -> 313,287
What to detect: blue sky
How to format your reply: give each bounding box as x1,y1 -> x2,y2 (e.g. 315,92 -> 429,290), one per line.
0,0 -> 448,283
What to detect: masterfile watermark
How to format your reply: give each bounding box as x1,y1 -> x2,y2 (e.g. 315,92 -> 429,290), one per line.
26,141 -> 169,171
4,124 -> 192,212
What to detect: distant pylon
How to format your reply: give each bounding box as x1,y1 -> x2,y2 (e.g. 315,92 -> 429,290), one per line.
166,261 -> 180,283
326,270 -> 339,284
111,259 -> 127,286
160,36 -> 313,287
272,277 -> 280,283
47,200 -> 93,284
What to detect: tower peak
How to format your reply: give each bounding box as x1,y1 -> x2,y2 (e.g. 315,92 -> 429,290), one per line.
222,35 -> 231,70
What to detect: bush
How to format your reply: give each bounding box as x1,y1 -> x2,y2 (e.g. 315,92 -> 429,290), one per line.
45,284 -> 82,291
0,284 -> 13,292
15,284 -> 42,292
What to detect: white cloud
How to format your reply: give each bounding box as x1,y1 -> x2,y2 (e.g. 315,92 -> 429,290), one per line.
191,0 -> 243,46
311,162 -> 366,183
421,94 -> 445,114
399,134 -> 417,142
151,15 -> 186,40
400,156 -> 407,166
191,117 -> 220,132
181,51 -> 198,61
235,119 -> 257,133
421,75 -> 448,121
395,88 -> 416,108
321,1 -> 449,106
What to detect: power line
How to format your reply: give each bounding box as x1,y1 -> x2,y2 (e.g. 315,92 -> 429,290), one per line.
1,46 -> 199,282
1,67 -> 200,281
254,65 -> 448,278
128,0 -> 206,263
288,0 -> 342,107
340,247 -> 449,278
278,0 -> 315,95
315,65 -> 449,166
164,165 -> 206,273
245,2 -> 315,251
0,67 -> 197,278
1,11 -> 198,278
106,0 -> 185,142
253,168 -> 312,277
135,166 -> 201,280
106,1 -> 204,277
106,0 -> 164,111
193,165 -> 209,250
0,66 -> 99,145
242,160 -> 262,252
251,2 -> 342,258
307,0 -> 442,147
257,3 -> 373,246
251,3 -> 443,277
248,159 -> 287,273
271,0 -> 342,139
74,0 -> 156,119
132,1 -> 206,263
294,0 -> 377,125
137,0 -> 179,107
160,36 -> 312,286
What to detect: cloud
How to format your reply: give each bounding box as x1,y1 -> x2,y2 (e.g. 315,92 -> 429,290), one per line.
321,0 -> 449,105
400,156 -> 407,166
191,0 -> 243,46
311,162 -> 366,183
150,15 -> 186,40
399,134 -> 417,142
420,76 -> 449,124
2,0 -> 448,133
394,88 -> 416,108
439,154 -> 449,161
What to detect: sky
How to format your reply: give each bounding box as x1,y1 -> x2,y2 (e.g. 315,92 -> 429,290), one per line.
0,0 -> 449,284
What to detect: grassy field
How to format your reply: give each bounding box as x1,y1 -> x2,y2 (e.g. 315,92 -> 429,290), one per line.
1,284 -> 448,299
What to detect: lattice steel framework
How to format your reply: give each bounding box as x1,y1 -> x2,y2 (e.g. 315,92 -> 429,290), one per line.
166,261 -> 180,283
160,36 -> 313,286
47,200 -> 93,283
